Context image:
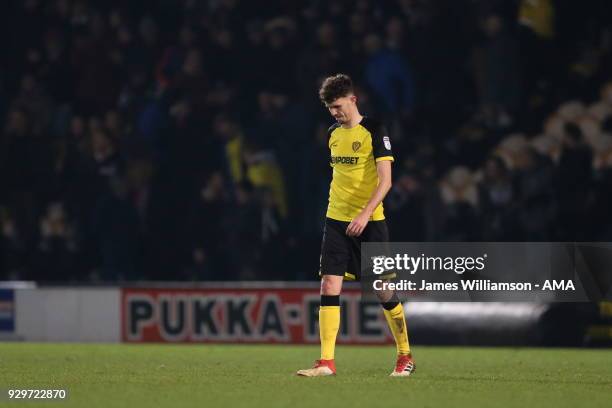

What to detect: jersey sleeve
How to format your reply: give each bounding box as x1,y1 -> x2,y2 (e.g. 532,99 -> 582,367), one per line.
371,121 -> 394,162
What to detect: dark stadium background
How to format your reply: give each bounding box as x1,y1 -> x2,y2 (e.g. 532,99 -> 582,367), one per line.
0,4 -> 611,405
1,0 -> 612,284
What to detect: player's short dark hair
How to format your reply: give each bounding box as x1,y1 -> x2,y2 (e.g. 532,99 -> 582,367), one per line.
319,74 -> 354,105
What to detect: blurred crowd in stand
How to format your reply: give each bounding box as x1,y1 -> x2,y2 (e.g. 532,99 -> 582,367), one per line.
1,0 -> 612,282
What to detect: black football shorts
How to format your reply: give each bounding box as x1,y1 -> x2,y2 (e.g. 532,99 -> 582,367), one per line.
318,217 -> 395,281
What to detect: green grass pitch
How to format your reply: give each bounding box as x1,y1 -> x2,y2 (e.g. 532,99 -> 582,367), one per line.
1,343 -> 611,408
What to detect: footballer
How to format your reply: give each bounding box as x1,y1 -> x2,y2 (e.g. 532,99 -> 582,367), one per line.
297,74 -> 415,377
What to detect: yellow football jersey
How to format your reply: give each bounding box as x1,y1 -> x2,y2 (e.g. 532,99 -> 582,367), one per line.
326,117 -> 394,222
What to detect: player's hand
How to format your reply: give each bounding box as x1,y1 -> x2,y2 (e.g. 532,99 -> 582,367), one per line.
346,211 -> 370,237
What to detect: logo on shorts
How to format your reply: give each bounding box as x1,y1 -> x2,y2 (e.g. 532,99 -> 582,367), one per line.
383,136 -> 391,150
352,141 -> 361,152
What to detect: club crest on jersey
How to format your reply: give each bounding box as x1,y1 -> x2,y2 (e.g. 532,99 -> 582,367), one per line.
383,136 -> 391,150
352,141 -> 361,152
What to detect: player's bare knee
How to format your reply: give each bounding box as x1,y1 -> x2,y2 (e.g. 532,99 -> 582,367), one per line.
374,287 -> 395,302
320,275 -> 342,295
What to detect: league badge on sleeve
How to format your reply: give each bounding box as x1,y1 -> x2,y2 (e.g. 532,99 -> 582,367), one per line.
383,136 -> 391,150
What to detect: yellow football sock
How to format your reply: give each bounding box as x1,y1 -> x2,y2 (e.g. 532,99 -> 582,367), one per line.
383,303 -> 411,355
319,306 -> 340,360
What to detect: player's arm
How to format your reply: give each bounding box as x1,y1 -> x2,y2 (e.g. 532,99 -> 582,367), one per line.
346,160 -> 392,237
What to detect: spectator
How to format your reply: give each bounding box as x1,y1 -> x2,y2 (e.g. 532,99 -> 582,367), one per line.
363,33 -> 415,117
478,156 -> 519,240
438,166 -> 481,240
555,123 -> 593,239
30,202 -> 81,281
472,14 -> 520,128
91,129 -> 123,179
225,182 -> 262,280
386,171 -> 426,241
242,142 -> 288,218
183,171 -> 228,277
514,147 -> 556,240
91,178 -> 142,281
297,22 -> 346,106
0,208 -> 26,280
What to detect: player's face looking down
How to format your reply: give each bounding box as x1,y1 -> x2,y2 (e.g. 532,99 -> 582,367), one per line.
326,95 -> 358,125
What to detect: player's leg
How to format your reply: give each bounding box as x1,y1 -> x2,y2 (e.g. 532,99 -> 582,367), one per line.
376,288 -> 410,356
378,289 -> 415,376
364,221 -> 415,377
318,274 -> 343,363
297,219 -> 349,377
296,274 -> 343,376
